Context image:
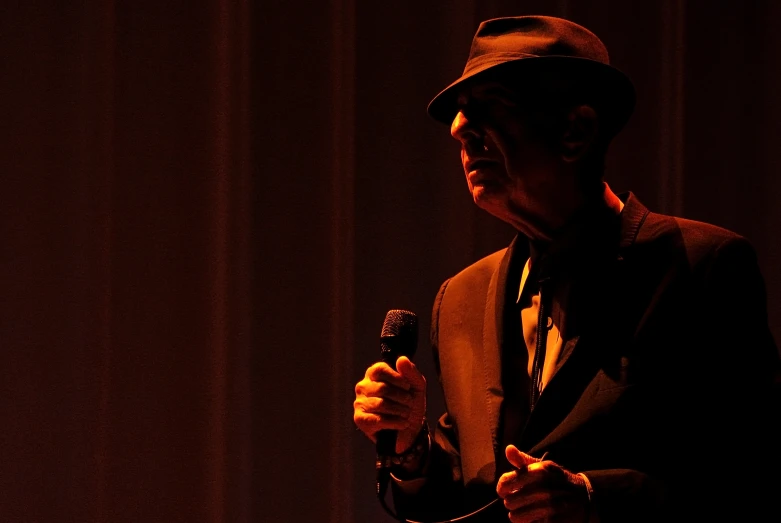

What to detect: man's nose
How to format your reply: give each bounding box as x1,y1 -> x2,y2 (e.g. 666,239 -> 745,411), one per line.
450,110 -> 480,142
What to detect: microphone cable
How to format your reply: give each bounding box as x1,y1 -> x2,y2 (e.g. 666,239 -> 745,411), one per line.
376,462 -> 501,523
373,309 -> 502,522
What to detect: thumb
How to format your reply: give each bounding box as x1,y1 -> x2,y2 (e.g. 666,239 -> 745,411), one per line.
505,445 -> 537,469
396,356 -> 426,392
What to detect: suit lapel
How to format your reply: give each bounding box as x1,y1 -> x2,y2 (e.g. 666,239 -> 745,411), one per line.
481,236 -> 526,461
520,193 -> 650,452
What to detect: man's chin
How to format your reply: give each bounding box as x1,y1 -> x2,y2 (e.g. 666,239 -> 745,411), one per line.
471,186 -> 508,215
471,183 -> 505,203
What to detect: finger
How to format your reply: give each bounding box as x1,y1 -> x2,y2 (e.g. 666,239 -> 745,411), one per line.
496,470 -> 544,499
506,489 -> 575,521
354,394 -> 412,428
504,488 -> 560,512
508,503 -> 549,523
505,445 -> 538,470
361,396 -> 411,418
496,470 -> 524,498
353,411 -> 410,438
396,356 -> 426,392
356,380 -> 414,405
365,362 -> 411,390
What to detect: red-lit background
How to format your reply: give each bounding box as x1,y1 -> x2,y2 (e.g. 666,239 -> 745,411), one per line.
1,1 -> 779,522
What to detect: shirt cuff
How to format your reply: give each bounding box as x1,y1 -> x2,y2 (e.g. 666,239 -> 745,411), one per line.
577,472 -> 600,523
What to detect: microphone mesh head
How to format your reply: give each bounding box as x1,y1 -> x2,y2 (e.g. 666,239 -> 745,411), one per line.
381,309 -> 418,338
380,309 -> 418,363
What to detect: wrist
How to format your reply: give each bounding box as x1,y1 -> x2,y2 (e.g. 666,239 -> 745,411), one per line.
389,419 -> 430,479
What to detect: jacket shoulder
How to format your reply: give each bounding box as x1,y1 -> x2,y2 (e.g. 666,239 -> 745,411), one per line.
450,248 -> 509,284
637,210 -> 753,267
430,246 -> 510,350
641,211 -> 745,243
432,246 -> 511,309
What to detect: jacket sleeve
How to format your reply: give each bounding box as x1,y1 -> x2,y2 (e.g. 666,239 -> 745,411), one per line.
684,236 -> 781,521
585,235 -> 781,522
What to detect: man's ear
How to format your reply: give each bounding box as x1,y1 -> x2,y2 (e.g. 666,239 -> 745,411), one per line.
560,105 -> 599,162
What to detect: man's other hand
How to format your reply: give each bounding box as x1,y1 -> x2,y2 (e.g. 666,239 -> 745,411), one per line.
496,444 -> 591,523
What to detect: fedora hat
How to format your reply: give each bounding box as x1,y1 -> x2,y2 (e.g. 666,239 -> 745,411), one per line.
427,15 -> 636,138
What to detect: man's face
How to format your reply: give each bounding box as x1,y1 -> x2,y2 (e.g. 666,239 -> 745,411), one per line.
450,81 -> 568,239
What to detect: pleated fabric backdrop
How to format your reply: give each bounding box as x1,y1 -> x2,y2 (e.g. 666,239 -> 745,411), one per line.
1,1 -> 779,522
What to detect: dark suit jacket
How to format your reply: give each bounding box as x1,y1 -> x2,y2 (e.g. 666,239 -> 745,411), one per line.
392,193 -> 780,522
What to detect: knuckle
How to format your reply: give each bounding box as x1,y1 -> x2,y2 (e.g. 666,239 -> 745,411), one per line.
354,411 -> 377,428
375,382 -> 389,396
369,361 -> 390,375
354,398 -> 370,413
353,412 -> 368,428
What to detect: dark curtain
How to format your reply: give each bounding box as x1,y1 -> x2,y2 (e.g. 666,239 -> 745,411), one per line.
2,1 -> 779,522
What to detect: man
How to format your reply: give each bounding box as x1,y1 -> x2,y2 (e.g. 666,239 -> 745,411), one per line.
353,15 -> 780,522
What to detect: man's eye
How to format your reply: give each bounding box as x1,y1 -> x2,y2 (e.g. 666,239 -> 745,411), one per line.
470,93 -> 517,110
461,101 -> 490,119
485,93 -> 518,107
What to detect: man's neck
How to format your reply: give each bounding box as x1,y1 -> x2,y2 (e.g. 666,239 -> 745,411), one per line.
558,181 -> 621,232
529,182 -> 623,262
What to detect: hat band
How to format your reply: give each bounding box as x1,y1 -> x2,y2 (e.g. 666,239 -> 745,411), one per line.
461,52 -> 539,76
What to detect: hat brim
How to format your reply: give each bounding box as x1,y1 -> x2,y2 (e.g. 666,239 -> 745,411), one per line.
427,56 -> 636,138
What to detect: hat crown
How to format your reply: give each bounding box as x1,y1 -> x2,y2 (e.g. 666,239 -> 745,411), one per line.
467,16 -> 611,74
427,14 -> 635,137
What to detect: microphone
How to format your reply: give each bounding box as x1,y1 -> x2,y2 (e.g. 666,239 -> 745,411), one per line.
376,309 -> 418,461
373,309 -> 502,521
